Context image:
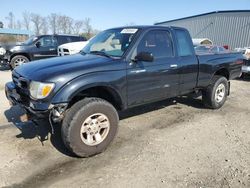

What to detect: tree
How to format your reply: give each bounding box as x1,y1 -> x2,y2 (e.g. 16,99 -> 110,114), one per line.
31,13 -> 43,35
22,11 -> 31,30
41,18 -> 48,34
83,18 -> 92,39
16,20 -> 22,29
5,12 -> 15,29
58,15 -> 73,34
48,13 -> 59,34
72,20 -> 84,34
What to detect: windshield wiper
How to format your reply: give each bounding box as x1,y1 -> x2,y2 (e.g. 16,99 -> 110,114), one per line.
89,51 -> 112,58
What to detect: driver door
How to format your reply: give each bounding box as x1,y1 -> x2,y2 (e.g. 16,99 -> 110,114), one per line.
32,36 -> 58,60
127,29 -> 180,107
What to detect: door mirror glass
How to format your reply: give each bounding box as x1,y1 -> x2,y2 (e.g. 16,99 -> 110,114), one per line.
135,52 -> 154,62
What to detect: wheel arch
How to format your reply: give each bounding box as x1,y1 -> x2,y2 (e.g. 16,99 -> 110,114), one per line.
213,68 -> 230,80
53,82 -> 125,111
10,53 -> 31,62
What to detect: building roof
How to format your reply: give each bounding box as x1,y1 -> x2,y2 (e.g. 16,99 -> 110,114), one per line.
0,28 -> 33,35
155,10 -> 250,25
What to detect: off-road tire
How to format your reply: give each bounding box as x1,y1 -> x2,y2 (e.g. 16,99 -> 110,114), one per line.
61,98 -> 119,157
202,76 -> 228,109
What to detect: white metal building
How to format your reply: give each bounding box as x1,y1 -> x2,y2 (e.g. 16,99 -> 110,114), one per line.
155,10 -> 250,49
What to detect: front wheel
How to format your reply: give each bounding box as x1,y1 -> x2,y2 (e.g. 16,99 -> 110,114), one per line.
61,98 -> 119,157
202,76 -> 229,109
10,55 -> 29,69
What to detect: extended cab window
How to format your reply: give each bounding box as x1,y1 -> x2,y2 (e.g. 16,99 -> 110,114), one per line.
175,29 -> 193,56
57,36 -> 72,45
37,36 -> 57,47
136,30 -> 173,59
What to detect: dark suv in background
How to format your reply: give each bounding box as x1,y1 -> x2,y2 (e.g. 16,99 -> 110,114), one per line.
0,34 -> 86,69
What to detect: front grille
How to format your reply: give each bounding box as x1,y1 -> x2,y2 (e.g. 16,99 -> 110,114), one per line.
12,71 -> 30,106
58,47 -> 70,56
12,71 -> 29,90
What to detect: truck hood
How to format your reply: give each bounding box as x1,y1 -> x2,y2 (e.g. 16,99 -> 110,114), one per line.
1,42 -> 26,50
59,41 -> 89,49
15,53 -> 123,85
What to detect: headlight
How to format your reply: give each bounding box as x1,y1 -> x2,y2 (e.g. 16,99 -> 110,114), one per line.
29,81 -> 55,99
0,47 -> 6,55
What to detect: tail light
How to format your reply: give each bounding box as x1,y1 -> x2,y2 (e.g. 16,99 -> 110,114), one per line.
235,60 -> 244,65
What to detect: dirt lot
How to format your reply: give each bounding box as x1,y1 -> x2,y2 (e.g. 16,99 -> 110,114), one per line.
0,70 -> 249,188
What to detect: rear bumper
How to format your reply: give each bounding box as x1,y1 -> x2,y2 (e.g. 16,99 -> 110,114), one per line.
242,65 -> 250,74
242,59 -> 250,74
5,82 -> 50,118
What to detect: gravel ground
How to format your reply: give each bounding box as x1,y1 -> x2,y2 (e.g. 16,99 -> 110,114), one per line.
0,70 -> 249,188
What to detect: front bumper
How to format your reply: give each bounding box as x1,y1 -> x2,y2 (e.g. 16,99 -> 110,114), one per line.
5,82 -> 50,118
0,55 -> 7,64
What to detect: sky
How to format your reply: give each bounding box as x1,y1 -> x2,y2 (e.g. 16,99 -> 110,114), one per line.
0,0 -> 249,31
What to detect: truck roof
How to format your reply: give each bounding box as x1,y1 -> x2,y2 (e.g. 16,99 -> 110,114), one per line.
35,34 -> 82,37
110,25 -> 186,31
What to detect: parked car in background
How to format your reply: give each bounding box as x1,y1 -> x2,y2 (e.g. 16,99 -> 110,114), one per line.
5,26 -> 243,157
241,48 -> 250,77
0,34 -> 86,69
58,41 -> 89,56
195,45 -> 228,54
192,38 -> 213,47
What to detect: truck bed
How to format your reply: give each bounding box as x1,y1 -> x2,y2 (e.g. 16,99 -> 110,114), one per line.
196,52 -> 243,88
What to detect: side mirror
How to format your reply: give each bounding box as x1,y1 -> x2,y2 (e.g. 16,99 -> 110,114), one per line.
35,41 -> 41,48
134,52 -> 154,62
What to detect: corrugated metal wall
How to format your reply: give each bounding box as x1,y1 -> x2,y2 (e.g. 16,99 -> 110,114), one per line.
156,12 -> 250,49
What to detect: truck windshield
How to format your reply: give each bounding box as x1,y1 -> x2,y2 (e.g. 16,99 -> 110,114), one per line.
23,36 -> 38,45
82,28 -> 139,57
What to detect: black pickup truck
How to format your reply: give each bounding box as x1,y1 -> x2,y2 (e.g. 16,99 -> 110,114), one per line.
0,34 -> 86,69
5,26 -> 243,157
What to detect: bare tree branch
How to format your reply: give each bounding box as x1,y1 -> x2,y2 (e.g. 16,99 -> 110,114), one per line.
48,13 -> 59,34
83,18 -> 93,38
31,13 -> 43,35
57,15 -> 73,34
22,11 -> 31,30
5,12 -> 15,29
41,18 -> 48,34
5,11 -> 96,37
72,20 -> 84,34
16,20 -> 22,29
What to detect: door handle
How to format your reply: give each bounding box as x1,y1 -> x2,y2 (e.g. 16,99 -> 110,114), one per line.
49,48 -> 55,51
170,64 -> 178,68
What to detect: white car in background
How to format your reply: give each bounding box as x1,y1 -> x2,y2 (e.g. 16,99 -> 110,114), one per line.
58,41 -> 89,56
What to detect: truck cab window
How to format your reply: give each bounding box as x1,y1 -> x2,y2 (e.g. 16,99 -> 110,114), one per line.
58,36 -> 71,45
37,36 -> 57,47
175,29 -> 193,56
136,30 -> 173,59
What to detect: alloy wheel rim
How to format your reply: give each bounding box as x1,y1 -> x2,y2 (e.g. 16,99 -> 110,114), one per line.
215,83 -> 225,103
14,58 -> 26,67
80,113 -> 110,146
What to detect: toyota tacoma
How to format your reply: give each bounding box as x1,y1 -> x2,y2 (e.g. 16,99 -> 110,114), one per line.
5,26 -> 243,157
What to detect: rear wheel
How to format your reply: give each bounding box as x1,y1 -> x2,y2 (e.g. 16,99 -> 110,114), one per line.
10,55 -> 29,69
202,76 -> 228,109
61,98 -> 119,157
